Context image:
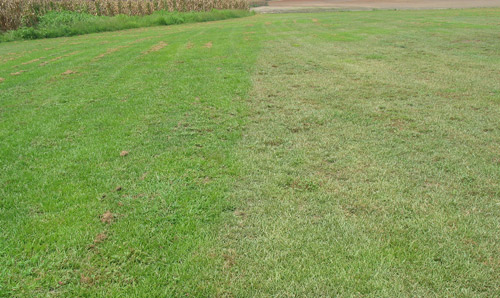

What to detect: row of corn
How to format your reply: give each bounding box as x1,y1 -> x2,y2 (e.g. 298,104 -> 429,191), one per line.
0,0 -> 249,31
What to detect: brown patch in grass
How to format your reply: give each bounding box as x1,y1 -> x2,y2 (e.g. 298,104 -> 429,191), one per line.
94,47 -> 127,60
342,202 -> 377,217
223,249 -> 237,269
264,139 -> 284,146
120,150 -> 129,157
139,172 -> 148,180
203,42 -> 213,49
390,119 -> 406,130
1,57 -> 15,63
10,70 -> 25,76
463,238 -> 478,246
186,42 -> 194,49
195,176 -> 212,185
80,274 -> 94,286
424,181 -> 441,188
21,58 -> 42,65
234,210 -> 246,217
128,37 -> 154,45
0,78 -> 4,83
101,211 -> 114,224
1,49 -> 39,63
61,70 -> 77,75
40,51 -> 79,66
287,178 -> 319,191
142,41 -> 168,55
289,124 -> 309,133
93,233 -> 108,244
312,18 -> 319,23
115,186 -> 122,192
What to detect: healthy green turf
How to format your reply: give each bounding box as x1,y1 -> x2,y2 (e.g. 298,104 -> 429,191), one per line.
1,8 -> 499,297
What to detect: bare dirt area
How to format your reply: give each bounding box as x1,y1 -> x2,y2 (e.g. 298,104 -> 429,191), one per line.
253,0 -> 500,13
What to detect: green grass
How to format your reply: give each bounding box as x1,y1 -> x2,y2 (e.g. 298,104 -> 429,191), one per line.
1,8 -> 499,297
0,10 -> 253,42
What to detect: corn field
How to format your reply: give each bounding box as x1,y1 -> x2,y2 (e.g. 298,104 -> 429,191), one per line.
0,0 -> 249,31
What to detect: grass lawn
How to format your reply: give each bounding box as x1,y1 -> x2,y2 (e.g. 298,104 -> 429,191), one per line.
1,8 -> 499,297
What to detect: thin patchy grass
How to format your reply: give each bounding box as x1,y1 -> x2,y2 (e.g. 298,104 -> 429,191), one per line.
217,9 -> 500,297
